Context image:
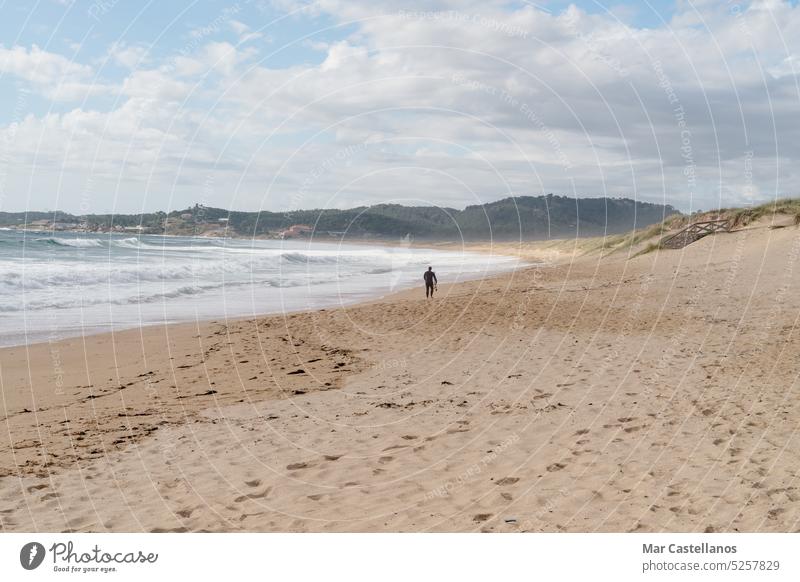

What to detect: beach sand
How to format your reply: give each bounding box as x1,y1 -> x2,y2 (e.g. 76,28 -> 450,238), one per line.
2,221 -> 800,532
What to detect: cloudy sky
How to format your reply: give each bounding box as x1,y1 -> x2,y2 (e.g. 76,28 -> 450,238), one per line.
0,0 -> 798,214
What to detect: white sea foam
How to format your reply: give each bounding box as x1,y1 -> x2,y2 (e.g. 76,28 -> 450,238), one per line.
0,231 -> 523,346
35,237 -> 104,248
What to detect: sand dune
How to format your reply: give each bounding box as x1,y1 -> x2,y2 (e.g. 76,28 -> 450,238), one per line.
2,221 -> 800,532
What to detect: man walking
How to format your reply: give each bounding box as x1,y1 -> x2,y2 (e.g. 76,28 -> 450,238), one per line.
423,266 -> 437,298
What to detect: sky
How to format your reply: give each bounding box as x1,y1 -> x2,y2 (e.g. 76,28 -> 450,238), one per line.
0,0 -> 799,214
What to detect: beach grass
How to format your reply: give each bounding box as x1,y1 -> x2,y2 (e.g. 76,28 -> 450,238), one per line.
601,197 -> 800,257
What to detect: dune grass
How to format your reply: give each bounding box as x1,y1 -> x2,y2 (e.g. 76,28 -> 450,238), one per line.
601,198 -> 800,257
580,221 -> 671,256
497,198 -> 800,262
728,198 -> 800,227
660,198 -> 800,230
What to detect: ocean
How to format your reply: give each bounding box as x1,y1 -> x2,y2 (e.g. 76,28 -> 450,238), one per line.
0,230 -> 522,347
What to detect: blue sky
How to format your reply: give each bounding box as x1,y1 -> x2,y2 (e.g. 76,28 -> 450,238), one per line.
0,1 -> 343,120
0,1 -> 679,119
1,0 -> 799,214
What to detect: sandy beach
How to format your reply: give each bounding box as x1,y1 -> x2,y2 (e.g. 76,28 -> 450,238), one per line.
2,219 -> 800,533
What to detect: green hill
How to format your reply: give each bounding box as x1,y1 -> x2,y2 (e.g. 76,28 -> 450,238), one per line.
0,195 -> 680,240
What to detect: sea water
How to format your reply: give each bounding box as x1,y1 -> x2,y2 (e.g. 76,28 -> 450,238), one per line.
0,230 -> 522,347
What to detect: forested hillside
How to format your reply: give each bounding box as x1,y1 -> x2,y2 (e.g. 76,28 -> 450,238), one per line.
0,195 -> 680,240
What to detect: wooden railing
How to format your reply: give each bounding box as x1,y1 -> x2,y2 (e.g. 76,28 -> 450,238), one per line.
659,219 -> 733,249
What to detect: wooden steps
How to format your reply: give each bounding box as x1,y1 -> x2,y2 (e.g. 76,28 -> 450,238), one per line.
659,219 -> 732,249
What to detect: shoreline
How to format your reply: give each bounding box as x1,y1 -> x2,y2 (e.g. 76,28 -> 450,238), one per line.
0,237 -> 526,350
3,222 -> 800,532
0,257 -> 530,478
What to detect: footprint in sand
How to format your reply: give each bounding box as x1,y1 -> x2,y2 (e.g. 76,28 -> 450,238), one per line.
546,462 -> 567,472
446,426 -> 470,434
767,508 -> 785,520
324,455 -> 342,461
234,487 -> 272,502
496,477 -> 519,486
286,462 -> 310,470
473,513 -> 492,522
244,479 -> 261,487
378,456 -> 394,464
238,512 -> 267,523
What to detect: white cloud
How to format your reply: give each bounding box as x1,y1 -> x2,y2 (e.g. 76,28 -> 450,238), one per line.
107,42 -> 150,69
0,44 -> 91,85
172,41 -> 256,78
4,1 -> 800,213
0,44 -> 116,102
121,69 -> 194,101
229,19 -> 264,43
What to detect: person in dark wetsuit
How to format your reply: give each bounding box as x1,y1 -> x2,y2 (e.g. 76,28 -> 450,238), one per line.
423,266 -> 437,298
